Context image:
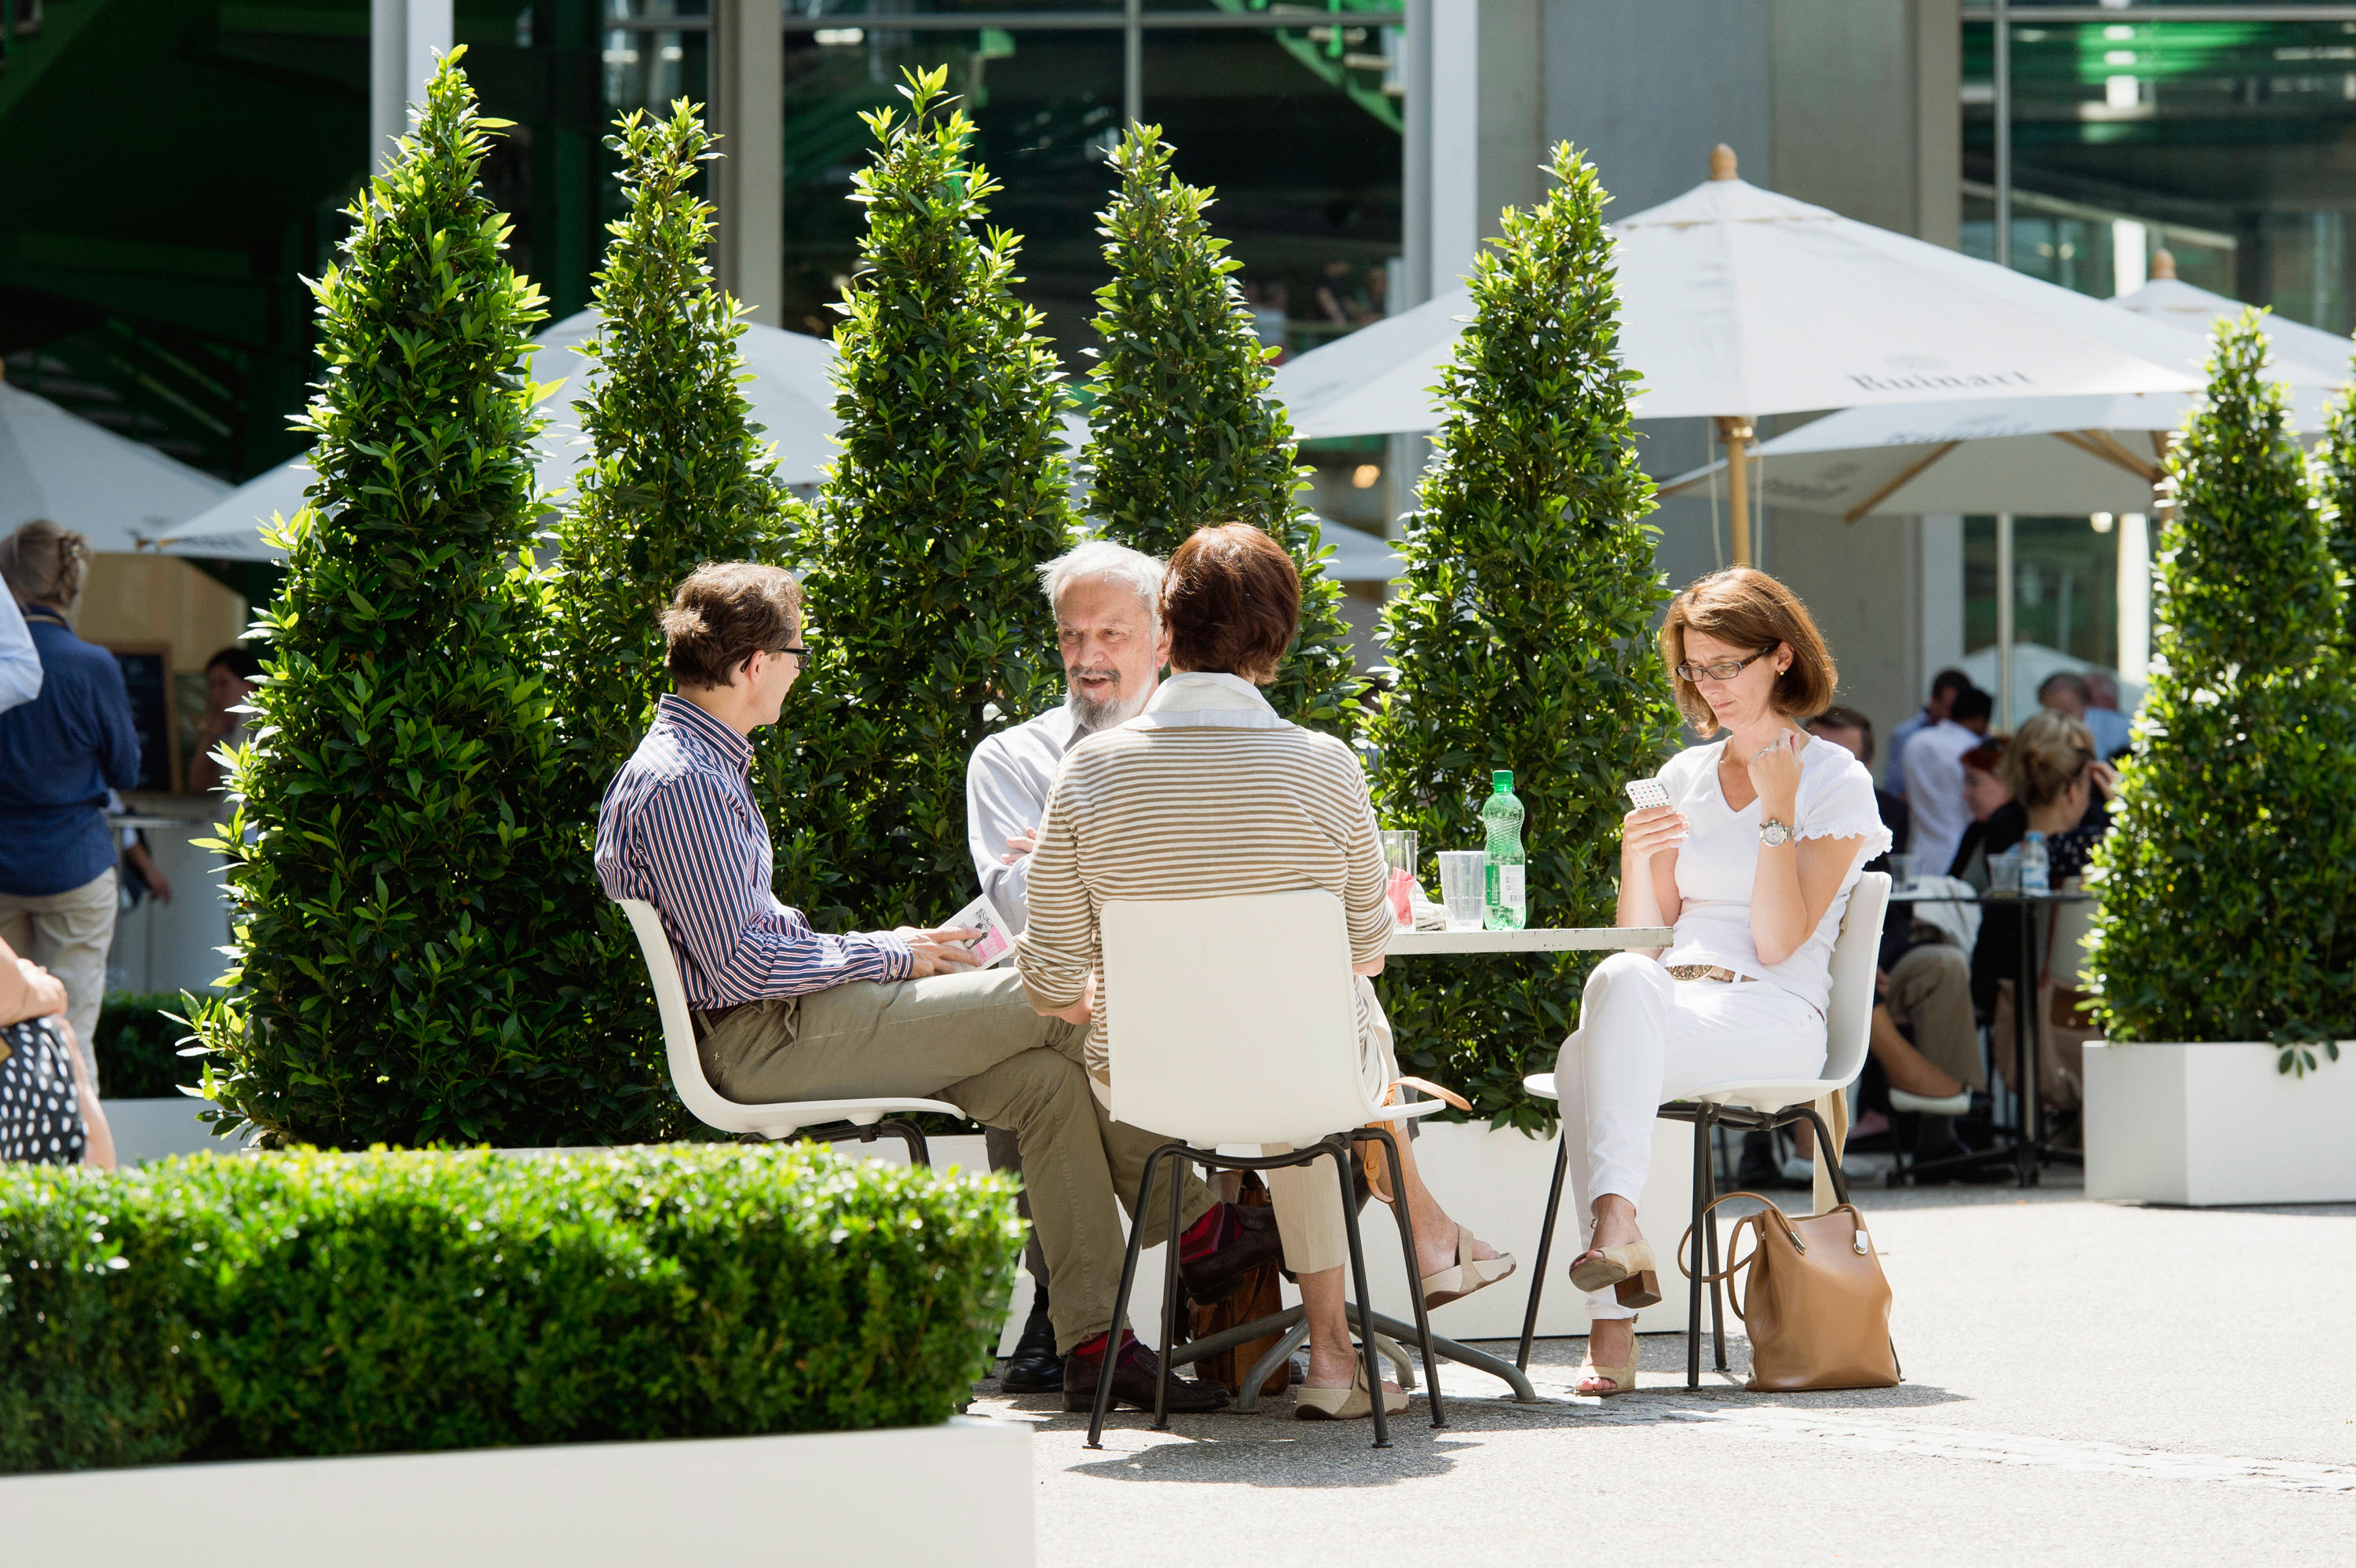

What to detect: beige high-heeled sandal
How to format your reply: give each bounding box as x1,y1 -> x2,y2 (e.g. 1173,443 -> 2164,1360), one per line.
1294,1361 -> 1410,1421
1575,1335 -> 1641,1396
1568,1239 -> 1663,1309
1420,1222 -> 1518,1309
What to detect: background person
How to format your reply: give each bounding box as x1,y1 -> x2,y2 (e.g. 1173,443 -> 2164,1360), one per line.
0,521 -> 140,1083
1898,683 -> 1992,889
1017,524 -> 1515,1421
597,562 -> 1271,1417
188,644 -> 264,794
1886,667 -> 1972,797
1553,568 -> 1885,1395
2081,669 -> 2134,760
0,591 -> 41,715
964,539 -> 1172,1394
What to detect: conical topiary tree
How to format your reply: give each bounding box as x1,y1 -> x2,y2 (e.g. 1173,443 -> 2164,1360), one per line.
192,53 -> 629,1146
1081,124 -> 1358,735
2310,356 -> 2356,642
778,67 -> 1077,929
2087,313 -> 2356,1068
541,100 -> 805,1134
1367,144 -> 1681,1130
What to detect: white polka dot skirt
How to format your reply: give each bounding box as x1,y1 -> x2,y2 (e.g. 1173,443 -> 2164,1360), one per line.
0,1019 -> 90,1166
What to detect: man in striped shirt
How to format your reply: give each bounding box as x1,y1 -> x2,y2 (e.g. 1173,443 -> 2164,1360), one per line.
596,562 -> 1274,1410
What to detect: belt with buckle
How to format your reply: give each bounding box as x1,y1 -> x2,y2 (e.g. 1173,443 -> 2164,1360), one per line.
1667,964 -> 1756,985
691,1003 -> 746,1040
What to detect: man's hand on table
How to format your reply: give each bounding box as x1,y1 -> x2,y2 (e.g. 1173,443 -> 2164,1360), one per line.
894,926 -> 984,978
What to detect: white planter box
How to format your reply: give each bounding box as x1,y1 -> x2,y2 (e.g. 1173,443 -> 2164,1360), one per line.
2,1418 -> 1031,1566
2085,1040 -> 2356,1206
97,1097 -> 243,1165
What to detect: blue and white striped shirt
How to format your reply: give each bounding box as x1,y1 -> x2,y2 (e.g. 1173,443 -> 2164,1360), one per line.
595,694 -> 913,1006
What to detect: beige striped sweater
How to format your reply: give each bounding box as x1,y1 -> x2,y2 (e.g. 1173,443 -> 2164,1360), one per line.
1014,672 -> 1393,1092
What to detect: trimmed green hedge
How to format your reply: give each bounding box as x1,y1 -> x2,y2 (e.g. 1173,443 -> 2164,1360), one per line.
93,992 -> 196,1101
0,1145 -> 1019,1474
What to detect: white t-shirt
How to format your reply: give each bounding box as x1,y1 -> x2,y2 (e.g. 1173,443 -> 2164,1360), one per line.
1899,718 -> 1981,879
1656,733 -> 1892,1014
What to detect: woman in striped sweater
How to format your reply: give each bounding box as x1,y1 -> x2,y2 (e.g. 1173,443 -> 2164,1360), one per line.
1017,524 -> 1514,1420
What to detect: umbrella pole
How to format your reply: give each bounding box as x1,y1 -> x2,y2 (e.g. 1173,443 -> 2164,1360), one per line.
1718,417 -> 1754,567
1997,511 -> 2015,732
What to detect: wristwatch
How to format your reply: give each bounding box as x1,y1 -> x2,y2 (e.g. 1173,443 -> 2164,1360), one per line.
1759,817 -> 1794,848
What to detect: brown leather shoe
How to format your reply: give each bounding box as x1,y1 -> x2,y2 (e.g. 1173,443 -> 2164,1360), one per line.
1061,1342 -> 1230,1414
1175,1202 -> 1282,1307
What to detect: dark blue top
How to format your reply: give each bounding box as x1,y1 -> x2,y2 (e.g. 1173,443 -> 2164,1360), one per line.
0,612 -> 141,896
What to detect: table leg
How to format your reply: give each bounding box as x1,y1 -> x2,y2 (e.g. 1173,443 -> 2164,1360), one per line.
2018,899 -> 2040,1188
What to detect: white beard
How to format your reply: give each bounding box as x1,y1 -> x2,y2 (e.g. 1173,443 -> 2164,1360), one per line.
1066,677 -> 1149,733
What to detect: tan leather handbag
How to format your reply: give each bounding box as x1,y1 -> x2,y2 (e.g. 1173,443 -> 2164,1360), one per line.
1681,1193 -> 1901,1391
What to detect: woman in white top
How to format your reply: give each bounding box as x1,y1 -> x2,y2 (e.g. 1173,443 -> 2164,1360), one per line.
1554,568 -> 1889,1394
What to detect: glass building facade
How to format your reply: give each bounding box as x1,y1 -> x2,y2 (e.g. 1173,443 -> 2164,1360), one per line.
1959,2 -> 2356,679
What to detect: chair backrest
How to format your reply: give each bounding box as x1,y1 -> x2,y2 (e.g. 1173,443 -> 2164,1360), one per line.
1820,872 -> 1892,1090
1101,890 -> 1376,1148
616,897 -> 744,1131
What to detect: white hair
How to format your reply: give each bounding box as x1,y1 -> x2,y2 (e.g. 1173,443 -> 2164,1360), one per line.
1037,539 -> 1163,625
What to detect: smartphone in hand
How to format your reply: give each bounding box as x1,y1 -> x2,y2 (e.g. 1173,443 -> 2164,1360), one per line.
1623,778 -> 1670,813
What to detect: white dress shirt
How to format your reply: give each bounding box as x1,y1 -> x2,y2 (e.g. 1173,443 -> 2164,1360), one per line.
0,595 -> 42,716
1901,718 -> 1983,879
966,704 -> 1107,934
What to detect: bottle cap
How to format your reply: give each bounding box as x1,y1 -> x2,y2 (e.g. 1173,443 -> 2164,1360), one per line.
1493,769 -> 1513,791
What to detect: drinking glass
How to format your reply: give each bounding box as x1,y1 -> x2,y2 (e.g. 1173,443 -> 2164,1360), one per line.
1990,848 -> 2024,894
1886,851 -> 1916,890
1381,830 -> 1419,926
1437,851 -> 1487,932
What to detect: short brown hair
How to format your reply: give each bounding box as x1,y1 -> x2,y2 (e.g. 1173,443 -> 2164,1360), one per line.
1808,704 -> 1876,766
1162,524 -> 1299,685
1999,711 -> 2095,810
659,562 -> 803,689
1660,568 -> 1838,733
2,520 -> 90,610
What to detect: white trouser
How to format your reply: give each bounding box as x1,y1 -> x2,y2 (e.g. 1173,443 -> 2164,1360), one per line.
1554,952 -> 1825,1320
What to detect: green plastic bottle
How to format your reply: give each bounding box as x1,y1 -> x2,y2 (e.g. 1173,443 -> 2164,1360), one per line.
1482,769 -> 1526,931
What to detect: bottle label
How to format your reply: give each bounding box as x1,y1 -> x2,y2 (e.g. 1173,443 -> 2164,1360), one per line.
1500,864 -> 1525,908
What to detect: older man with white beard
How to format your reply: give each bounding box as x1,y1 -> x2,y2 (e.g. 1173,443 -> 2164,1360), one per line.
966,540 -> 1174,1391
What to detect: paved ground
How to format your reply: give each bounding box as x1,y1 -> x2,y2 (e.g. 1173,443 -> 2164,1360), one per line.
966,1183 -> 2356,1566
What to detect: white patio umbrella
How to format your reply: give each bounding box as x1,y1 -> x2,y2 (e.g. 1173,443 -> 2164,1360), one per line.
2113,249 -> 2352,380
173,313 -> 846,559
1274,146 -> 2204,564
0,379 -> 232,555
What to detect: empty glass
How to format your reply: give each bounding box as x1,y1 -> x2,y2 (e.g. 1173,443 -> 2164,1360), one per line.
1990,848 -> 2024,894
1381,830 -> 1419,926
1437,850 -> 1487,932
1886,851 -> 1917,889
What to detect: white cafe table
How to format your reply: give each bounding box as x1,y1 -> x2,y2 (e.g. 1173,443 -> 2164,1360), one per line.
1386,925 -> 1671,956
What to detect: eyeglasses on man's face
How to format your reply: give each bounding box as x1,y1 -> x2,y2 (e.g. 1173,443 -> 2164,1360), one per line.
1674,646 -> 1776,685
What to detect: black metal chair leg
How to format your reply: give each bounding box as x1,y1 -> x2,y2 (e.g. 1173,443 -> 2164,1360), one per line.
1088,1145 -> 1167,1449
1796,1104 -> 1853,1206
1152,1150 -> 1185,1431
1687,1101 -> 1710,1390
1333,1137 -> 1392,1449
1366,1128 -> 1447,1430
1516,1135 -> 1569,1372
879,1118 -> 929,1167
1701,1108 -> 1728,1372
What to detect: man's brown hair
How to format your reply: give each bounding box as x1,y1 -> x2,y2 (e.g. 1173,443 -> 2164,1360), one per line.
1808,704 -> 1876,766
659,562 -> 803,689
1161,523 -> 1299,685
1659,567 -> 1838,733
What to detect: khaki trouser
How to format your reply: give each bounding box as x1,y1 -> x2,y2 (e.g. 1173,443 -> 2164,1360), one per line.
1886,938 -> 1982,1093
0,868 -> 117,1089
698,967 -> 1216,1355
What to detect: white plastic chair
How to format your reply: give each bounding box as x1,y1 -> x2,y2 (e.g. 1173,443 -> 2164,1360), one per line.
1513,872 -> 1891,1387
1088,890 -> 1451,1450
616,897 -> 961,1161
